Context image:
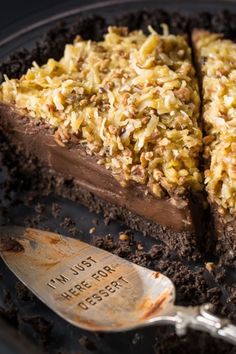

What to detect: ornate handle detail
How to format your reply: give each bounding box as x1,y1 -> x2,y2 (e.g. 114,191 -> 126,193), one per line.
174,304 -> 236,345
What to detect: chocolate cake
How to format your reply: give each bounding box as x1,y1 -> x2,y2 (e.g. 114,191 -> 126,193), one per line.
1,9 -> 236,265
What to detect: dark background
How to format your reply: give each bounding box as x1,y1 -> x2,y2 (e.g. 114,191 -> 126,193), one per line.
0,0 -> 68,30
0,0 -> 103,33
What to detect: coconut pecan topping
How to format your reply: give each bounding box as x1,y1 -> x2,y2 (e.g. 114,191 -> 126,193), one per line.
0,26 -> 202,198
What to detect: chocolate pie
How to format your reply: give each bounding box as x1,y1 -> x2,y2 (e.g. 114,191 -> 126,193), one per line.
1,10 -> 236,264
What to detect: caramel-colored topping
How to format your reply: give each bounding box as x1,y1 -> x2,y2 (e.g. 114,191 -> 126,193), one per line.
0,26 -> 202,197
193,30 -> 236,215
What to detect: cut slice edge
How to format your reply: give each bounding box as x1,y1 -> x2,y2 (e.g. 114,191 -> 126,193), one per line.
0,26 -> 205,258
192,28 -> 236,265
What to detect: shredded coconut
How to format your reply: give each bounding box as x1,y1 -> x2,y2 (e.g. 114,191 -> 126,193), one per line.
0,26 -> 202,198
194,30 -> 236,213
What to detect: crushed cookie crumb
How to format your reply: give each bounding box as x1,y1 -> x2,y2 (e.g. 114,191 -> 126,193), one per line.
119,232 -> 130,241
51,202 -> 61,219
0,237 -> 24,252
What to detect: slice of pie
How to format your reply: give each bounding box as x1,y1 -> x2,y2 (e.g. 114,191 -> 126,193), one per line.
192,29 -> 236,264
0,26 -> 204,257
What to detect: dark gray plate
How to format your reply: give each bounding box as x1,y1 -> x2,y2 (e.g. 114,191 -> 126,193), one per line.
0,1 -> 236,354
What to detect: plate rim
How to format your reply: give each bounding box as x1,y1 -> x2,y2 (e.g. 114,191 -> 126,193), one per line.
0,0 -> 236,48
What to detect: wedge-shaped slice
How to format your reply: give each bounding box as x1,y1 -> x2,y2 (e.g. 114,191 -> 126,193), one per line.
192,29 -> 236,264
0,27 -> 203,257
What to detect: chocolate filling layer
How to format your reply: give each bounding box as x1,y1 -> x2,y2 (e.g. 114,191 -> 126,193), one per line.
0,102 -> 199,233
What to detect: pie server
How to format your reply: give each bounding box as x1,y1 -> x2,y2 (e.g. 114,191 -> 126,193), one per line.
0,226 -> 236,345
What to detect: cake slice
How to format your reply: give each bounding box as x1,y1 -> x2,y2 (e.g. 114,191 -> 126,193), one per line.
0,26 -> 204,257
192,30 -> 236,265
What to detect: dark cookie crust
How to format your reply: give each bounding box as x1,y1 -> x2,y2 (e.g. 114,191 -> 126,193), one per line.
52,176 -> 202,260
190,9 -> 236,40
211,205 -> 236,267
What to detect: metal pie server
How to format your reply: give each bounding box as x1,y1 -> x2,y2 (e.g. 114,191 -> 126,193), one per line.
0,226 -> 236,345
